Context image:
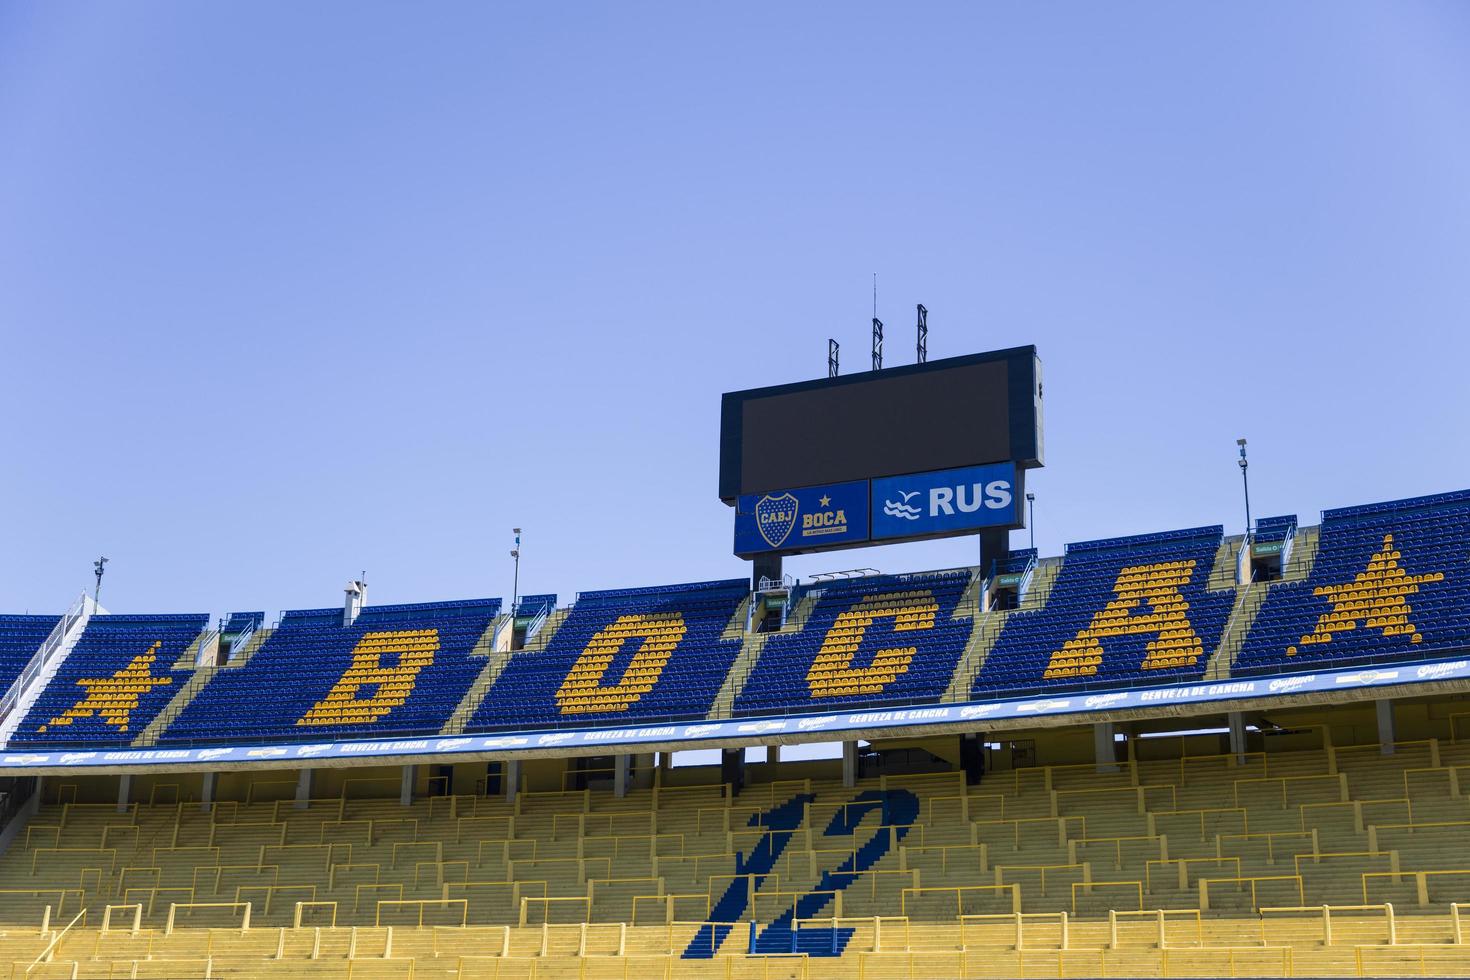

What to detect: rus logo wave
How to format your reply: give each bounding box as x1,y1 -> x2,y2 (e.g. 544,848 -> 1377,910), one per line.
883,491 -> 922,520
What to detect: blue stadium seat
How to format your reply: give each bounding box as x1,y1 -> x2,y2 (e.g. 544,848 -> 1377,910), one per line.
10,614 -> 207,746
1233,491 -> 1470,674
159,599 -> 500,743
973,526 -> 1235,697
0,614 -> 61,697
469,579 -> 748,729
734,570 -> 975,715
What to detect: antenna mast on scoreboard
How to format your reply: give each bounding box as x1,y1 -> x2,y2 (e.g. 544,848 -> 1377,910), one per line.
828,339 -> 840,378
871,274 -> 883,371
916,304 -> 928,364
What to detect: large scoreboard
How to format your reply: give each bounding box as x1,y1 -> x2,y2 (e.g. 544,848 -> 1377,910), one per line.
720,346 -> 1044,557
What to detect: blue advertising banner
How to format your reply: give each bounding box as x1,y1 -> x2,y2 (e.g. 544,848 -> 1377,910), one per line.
871,462 -> 1020,541
734,480 -> 870,555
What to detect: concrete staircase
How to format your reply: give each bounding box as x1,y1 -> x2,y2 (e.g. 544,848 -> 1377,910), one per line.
943,558 -> 1061,703
1203,526 -> 1322,680
134,628 -> 277,747
441,615 -> 537,736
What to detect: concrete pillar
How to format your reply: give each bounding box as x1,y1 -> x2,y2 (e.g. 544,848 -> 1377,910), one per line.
200,772 -> 216,813
842,741 -> 858,788
504,761 -> 520,803
1228,712 -> 1247,761
1377,699 -> 1396,756
633,753 -> 655,790
1093,722 -> 1118,773
400,765 -> 415,806
116,774 -> 131,813
768,744 -> 781,767
295,768 -> 313,810
614,755 -> 630,798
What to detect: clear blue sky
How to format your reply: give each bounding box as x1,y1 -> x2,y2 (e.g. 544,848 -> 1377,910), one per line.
2,2 -> 1467,621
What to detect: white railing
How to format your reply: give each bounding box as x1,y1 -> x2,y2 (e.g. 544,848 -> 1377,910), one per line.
228,617 -> 257,662
0,593 -> 90,731
524,603 -> 551,642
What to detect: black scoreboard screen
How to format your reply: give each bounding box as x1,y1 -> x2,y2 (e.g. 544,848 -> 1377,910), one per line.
719,346 -> 1043,501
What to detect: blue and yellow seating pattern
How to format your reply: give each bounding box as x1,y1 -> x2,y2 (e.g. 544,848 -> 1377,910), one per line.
735,570 -> 972,714
975,527 -> 1235,697
1235,491 -> 1470,674
11,614 -> 205,745
161,599 -> 499,743
471,579 -> 747,728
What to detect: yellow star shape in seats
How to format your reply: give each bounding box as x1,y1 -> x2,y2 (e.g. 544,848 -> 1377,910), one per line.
39,641 -> 173,734
819,495 -> 831,507
1288,533 -> 1445,654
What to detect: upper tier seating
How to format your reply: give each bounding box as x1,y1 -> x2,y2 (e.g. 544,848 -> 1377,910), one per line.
1233,491 -> 1470,675
9,614 -> 205,746
469,579 -> 747,730
734,570 -> 975,715
0,613 -> 59,695
515,594 -> 557,618
1253,515 -> 1298,545
973,526 -> 1235,697
159,599 -> 500,744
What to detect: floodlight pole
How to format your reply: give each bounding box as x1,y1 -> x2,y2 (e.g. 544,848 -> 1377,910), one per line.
1237,439 -> 1252,539
93,556 -> 109,605
1026,493 -> 1036,552
510,529 -> 522,617
828,339 -> 840,378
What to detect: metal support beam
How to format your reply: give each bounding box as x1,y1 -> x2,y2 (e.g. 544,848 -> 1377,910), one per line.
295,769 -> 312,810
1377,699 -> 1396,756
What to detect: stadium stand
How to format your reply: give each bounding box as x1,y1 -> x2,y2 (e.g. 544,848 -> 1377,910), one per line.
8,725 -> 1470,977
972,526 -> 1237,697
158,600 -> 500,745
0,614 -> 60,697
468,580 -> 748,729
8,615 -> 206,746
1233,491 -> 1470,676
733,569 -> 977,715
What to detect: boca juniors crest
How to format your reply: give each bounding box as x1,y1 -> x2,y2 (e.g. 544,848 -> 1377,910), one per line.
756,492 -> 799,548
734,480 -> 870,556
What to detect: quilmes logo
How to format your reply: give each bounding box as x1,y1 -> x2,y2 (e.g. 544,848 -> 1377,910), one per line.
59,752 -> 97,765
538,733 -> 575,747
295,744 -> 333,758
797,716 -> 838,732
883,490 -> 923,521
960,704 -> 1002,720
1417,661 -> 1468,681
756,493 -> 799,549
682,724 -> 721,738
197,748 -> 232,762
437,738 -> 472,751
1085,693 -> 1130,710
1268,675 -> 1316,694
